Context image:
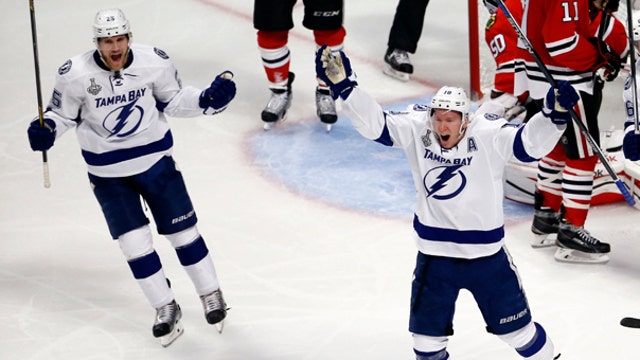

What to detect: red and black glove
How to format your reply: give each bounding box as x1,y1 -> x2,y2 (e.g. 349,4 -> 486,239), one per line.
588,37 -> 621,81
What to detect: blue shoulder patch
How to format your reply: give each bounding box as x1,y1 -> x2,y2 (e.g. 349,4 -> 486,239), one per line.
58,60 -> 72,75
413,104 -> 429,111
154,48 -> 169,59
483,113 -> 501,121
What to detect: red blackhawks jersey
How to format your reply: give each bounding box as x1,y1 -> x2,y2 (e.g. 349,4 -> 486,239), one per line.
515,0 -> 628,99
484,0 -> 522,95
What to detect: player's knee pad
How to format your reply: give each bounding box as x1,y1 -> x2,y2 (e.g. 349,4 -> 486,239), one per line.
313,27 -> 345,48
257,30 -> 289,50
165,226 -> 210,267
118,225 -> 163,280
165,225 -> 199,248
412,334 -> 449,360
118,224 -> 153,260
498,322 -> 554,359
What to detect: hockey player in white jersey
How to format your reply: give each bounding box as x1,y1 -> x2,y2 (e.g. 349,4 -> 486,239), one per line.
315,45 -> 576,359
622,12 -> 640,163
26,9 -> 234,347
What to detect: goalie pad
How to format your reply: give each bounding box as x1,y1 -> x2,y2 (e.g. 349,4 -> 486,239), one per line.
623,158 -> 640,210
504,129 -> 627,206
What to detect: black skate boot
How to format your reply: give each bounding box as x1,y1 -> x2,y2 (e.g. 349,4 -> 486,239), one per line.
200,288 -> 228,333
554,221 -> 610,264
152,299 -> 184,347
383,48 -> 413,81
531,208 -> 560,248
315,87 -> 337,132
261,72 -> 295,130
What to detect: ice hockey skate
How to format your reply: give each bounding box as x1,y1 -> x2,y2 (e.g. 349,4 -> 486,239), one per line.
554,222 -> 610,264
315,87 -> 337,132
383,48 -> 413,82
530,209 -> 559,248
152,299 -> 184,347
261,72 -> 295,130
201,288 -> 228,333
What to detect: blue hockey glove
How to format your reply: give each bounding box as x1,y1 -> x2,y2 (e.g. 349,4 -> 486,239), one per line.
623,122 -> 640,161
27,118 -> 56,151
541,81 -> 579,125
199,71 -> 236,115
315,45 -> 357,101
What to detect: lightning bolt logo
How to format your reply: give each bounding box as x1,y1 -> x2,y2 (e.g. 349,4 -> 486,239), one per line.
103,99 -> 144,138
424,165 -> 466,200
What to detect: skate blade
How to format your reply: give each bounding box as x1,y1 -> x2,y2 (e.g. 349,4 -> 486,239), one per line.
383,65 -> 410,82
215,320 -> 224,334
531,233 -> 557,248
160,320 -> 184,347
263,121 -> 275,131
323,123 -> 332,132
262,112 -> 288,131
554,247 -> 610,264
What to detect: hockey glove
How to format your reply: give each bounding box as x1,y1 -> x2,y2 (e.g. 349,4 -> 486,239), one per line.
588,37 -> 621,82
315,45 -> 357,101
199,71 -> 236,115
623,121 -> 640,161
541,80 -> 579,125
27,118 -> 56,151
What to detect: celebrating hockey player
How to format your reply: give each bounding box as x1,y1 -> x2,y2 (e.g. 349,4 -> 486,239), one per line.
515,0 -> 627,263
253,0 -> 346,131
315,45 -> 575,360
26,8 -> 235,347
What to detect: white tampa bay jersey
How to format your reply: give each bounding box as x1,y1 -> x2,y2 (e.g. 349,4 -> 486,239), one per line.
342,88 -> 564,259
623,64 -> 640,133
43,43 -> 204,177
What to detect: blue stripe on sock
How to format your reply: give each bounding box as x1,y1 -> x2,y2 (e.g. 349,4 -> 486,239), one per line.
175,236 -> 209,266
517,322 -> 547,358
128,251 -> 162,279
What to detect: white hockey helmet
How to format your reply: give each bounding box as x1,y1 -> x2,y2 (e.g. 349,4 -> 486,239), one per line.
429,86 -> 471,146
430,86 -> 470,120
93,8 -> 131,39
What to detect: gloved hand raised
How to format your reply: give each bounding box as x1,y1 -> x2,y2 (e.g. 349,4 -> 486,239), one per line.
315,45 -> 357,101
588,37 -> 621,82
541,80 -> 579,125
199,71 -> 236,115
27,118 -> 56,151
623,122 -> 640,161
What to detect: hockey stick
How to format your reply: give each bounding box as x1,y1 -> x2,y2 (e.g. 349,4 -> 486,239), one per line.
29,0 -> 51,188
620,317 -> 640,328
496,0 -> 635,206
625,0 -> 640,134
